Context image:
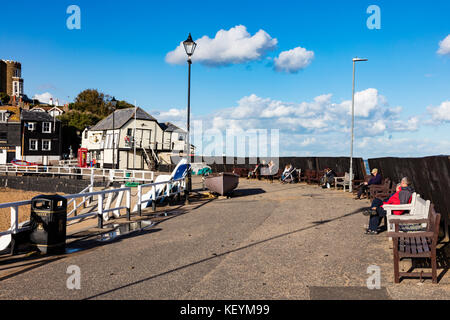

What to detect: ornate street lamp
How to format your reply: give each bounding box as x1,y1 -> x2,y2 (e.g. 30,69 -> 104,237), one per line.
110,97 -> 117,169
183,33 -> 196,203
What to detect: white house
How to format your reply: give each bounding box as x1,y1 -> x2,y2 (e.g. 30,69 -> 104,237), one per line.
81,107 -> 189,170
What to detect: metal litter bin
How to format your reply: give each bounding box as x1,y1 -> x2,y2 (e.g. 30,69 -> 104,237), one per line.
30,195 -> 67,254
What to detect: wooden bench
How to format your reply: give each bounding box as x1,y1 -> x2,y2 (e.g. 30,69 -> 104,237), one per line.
368,178 -> 391,200
351,174 -> 372,195
387,205 -> 441,283
232,167 -> 248,178
334,172 -> 353,191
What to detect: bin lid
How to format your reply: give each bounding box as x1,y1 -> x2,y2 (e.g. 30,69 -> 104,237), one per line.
32,194 -> 67,202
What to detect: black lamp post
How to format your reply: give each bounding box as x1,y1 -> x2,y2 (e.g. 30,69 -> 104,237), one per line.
110,97 -> 117,169
183,33 -> 197,202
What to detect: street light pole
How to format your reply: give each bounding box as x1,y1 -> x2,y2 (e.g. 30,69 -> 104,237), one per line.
182,33 -> 197,204
111,97 -> 117,170
187,58 -> 192,194
349,57 -> 367,193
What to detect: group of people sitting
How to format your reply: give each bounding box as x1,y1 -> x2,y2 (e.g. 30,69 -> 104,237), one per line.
247,160 -> 277,182
352,167 -> 414,235
363,176 -> 414,235
247,162 -> 298,184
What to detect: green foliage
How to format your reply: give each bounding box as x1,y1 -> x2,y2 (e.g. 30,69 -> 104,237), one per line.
59,89 -> 134,154
0,92 -> 10,105
57,111 -> 101,132
70,89 -> 134,117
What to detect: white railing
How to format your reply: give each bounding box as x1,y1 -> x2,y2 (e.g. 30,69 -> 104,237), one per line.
136,177 -> 186,215
0,177 -> 186,242
0,187 -> 132,238
0,164 -> 154,182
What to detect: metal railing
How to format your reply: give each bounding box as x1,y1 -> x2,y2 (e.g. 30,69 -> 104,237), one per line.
136,177 -> 186,215
0,177 -> 186,241
0,164 -> 154,182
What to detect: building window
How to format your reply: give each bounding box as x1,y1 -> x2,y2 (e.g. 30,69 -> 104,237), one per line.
127,128 -> 133,136
42,122 -> 52,133
0,132 -> 7,140
12,82 -> 18,96
19,82 -> 23,95
29,139 -> 38,151
0,112 -> 7,122
178,134 -> 185,141
13,69 -> 21,78
27,122 -> 36,131
42,140 -> 51,151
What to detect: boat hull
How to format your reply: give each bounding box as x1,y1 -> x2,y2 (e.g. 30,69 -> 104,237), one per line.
205,173 -> 239,196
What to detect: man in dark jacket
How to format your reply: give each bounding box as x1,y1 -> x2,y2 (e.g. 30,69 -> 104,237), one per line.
321,168 -> 336,189
356,168 -> 382,199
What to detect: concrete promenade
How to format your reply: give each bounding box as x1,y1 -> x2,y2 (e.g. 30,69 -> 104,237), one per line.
0,177 -> 448,300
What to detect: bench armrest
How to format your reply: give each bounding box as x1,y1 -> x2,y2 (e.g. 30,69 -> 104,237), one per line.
386,231 -> 434,239
389,218 -> 429,225
383,204 -> 414,211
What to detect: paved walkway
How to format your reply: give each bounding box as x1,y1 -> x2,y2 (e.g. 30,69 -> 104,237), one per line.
0,178 -> 448,300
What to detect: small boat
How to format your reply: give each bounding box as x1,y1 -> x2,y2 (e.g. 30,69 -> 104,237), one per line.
205,172 -> 239,196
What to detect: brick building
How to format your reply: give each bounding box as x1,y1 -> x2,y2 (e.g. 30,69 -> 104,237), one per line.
0,60 -> 24,98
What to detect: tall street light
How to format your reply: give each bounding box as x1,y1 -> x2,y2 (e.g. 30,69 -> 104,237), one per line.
110,97 -> 117,170
349,57 -> 368,193
183,33 -> 197,203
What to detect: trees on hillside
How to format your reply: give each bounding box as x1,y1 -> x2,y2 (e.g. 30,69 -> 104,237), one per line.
58,89 -> 134,155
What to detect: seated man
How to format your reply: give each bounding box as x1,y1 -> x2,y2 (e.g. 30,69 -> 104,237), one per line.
247,164 -> 260,179
356,168 -> 382,199
321,168 -> 336,189
364,177 -> 414,235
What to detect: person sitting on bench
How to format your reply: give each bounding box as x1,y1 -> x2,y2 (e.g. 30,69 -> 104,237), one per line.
364,177 -> 413,235
356,168 -> 382,199
321,168 -> 336,189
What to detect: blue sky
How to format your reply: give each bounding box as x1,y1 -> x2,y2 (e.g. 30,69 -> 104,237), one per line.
1,0 -> 449,158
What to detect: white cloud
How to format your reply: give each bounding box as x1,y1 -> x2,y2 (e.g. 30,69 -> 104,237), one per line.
437,35 -> 450,56
152,89 -> 443,157
274,46 -> 314,73
165,25 -> 277,67
428,101 -> 450,122
33,92 -> 54,104
156,108 -> 186,121
339,88 -> 386,118
391,117 -> 420,132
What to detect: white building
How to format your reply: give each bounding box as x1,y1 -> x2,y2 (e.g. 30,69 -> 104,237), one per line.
81,107 -> 190,170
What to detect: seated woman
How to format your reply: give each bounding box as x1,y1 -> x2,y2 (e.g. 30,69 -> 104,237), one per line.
267,160 -> 276,183
364,177 -> 414,235
281,164 -> 297,183
356,168 -> 382,199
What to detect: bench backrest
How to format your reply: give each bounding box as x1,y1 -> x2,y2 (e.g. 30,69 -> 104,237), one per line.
429,206 -> 441,246
343,172 -> 354,182
412,196 -> 430,218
